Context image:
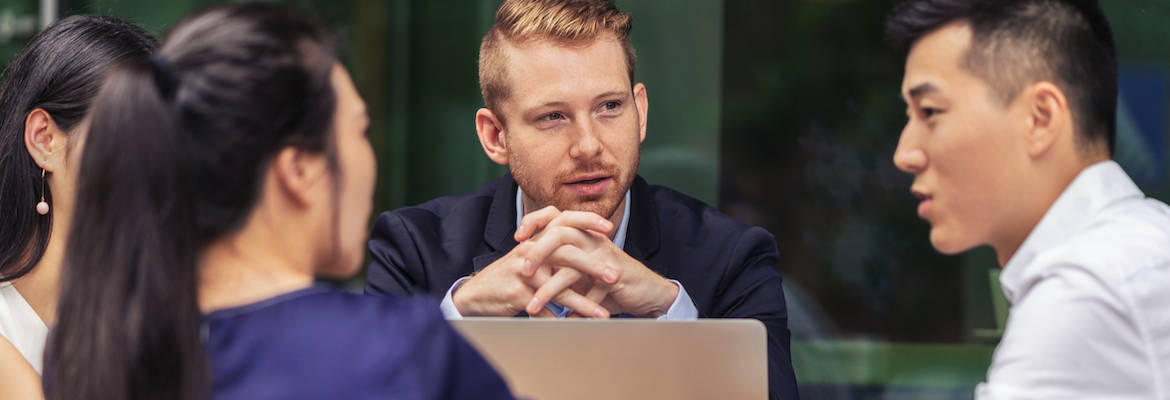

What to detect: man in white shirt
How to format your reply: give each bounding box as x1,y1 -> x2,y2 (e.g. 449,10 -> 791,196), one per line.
886,0 -> 1170,398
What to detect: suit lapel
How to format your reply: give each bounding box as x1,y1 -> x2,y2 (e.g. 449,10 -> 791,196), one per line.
474,173 -> 520,272
624,176 -> 665,276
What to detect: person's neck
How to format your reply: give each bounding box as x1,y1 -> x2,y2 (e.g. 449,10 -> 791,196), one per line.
991,153 -> 1109,267
522,193 -> 626,241
198,221 -> 315,314
11,202 -> 71,327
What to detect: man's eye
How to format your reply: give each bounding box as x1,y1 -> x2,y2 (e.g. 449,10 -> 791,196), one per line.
922,108 -> 939,118
604,101 -> 620,110
542,113 -> 563,121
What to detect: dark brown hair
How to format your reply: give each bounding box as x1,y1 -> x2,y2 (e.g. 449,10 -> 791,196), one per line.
49,4 -> 337,399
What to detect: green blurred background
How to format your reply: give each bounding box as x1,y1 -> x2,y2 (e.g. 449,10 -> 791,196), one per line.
2,0 -> 1167,398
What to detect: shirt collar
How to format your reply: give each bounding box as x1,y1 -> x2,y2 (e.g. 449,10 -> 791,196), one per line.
1000,161 -> 1144,302
516,188 -> 632,250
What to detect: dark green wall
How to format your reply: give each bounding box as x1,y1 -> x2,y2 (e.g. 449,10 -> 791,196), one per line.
0,0 -> 40,65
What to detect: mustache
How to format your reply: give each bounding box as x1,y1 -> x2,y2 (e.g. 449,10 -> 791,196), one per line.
553,160 -> 621,183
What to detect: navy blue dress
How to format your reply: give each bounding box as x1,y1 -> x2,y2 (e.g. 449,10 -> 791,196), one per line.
202,286 -> 514,400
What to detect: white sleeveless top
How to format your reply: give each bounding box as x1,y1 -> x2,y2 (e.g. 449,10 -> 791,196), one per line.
0,282 -> 48,374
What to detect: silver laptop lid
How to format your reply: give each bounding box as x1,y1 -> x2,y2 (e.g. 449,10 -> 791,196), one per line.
452,318 -> 767,400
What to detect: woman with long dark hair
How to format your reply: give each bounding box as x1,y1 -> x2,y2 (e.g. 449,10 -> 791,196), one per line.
0,14 -> 156,398
48,3 -> 513,400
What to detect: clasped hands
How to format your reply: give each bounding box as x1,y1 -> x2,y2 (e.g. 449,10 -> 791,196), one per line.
452,206 -> 679,319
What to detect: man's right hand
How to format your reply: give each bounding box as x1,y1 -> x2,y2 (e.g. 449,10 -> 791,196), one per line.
451,206 -> 617,318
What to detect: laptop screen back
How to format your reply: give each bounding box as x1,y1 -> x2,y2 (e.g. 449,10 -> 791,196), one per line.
451,318 -> 767,400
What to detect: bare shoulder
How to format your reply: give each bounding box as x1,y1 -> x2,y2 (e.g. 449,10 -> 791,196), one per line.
0,334 -> 42,400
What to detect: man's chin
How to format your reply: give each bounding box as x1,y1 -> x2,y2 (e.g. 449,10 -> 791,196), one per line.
557,198 -> 620,219
928,228 -> 977,255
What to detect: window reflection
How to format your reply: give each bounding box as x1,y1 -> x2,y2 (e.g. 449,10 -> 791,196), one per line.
723,0 -> 1169,398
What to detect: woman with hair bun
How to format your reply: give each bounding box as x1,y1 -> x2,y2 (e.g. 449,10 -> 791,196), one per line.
47,3 -> 513,400
0,15 -> 157,400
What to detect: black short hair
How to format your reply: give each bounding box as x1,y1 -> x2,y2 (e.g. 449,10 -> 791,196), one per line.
885,0 -> 1118,156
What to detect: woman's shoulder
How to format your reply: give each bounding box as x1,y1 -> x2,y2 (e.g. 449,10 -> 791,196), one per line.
0,333 -> 41,399
204,285 -> 444,338
202,286 -> 479,399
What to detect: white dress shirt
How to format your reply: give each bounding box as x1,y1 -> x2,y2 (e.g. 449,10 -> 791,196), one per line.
0,282 -> 48,374
976,161 -> 1170,400
440,188 -> 698,320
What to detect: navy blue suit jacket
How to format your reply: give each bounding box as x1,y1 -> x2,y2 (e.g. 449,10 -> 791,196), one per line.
366,174 -> 799,400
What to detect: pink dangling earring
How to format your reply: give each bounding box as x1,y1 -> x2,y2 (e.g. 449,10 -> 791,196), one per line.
36,168 -> 49,215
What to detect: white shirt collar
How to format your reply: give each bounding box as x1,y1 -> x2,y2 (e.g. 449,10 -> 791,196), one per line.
1000,160 -> 1144,302
516,187 -> 632,250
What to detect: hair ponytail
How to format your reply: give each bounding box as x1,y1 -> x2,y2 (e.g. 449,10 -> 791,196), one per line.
49,59 -> 206,400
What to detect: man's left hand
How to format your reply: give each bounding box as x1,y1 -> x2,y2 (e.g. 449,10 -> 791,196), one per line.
516,209 -> 680,318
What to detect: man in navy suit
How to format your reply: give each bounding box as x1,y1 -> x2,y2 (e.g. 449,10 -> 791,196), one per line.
365,0 -> 797,398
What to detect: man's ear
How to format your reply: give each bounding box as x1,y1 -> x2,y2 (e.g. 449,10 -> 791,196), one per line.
272,147 -> 329,208
476,108 -> 510,165
1024,81 -> 1070,159
633,83 -> 649,143
23,108 -> 68,172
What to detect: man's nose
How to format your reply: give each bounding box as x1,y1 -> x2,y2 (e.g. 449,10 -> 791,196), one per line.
893,125 -> 927,174
569,119 -> 603,159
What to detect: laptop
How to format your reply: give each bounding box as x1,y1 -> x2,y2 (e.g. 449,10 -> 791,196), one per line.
451,318 -> 768,400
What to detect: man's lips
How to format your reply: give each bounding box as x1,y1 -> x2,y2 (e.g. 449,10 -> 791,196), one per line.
566,173 -> 610,184
912,189 -> 933,218
564,174 -> 612,196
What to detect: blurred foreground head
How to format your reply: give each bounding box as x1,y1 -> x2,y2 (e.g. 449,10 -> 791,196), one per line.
48,3 -> 376,400
885,0 -> 1117,262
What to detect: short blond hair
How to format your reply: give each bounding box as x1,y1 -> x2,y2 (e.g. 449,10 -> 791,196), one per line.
479,0 -> 635,119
